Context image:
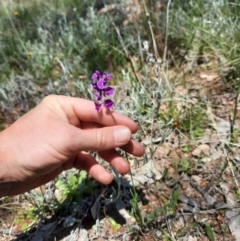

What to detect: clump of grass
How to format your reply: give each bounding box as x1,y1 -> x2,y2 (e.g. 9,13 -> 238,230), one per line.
0,0 -> 129,84
168,0 -> 240,78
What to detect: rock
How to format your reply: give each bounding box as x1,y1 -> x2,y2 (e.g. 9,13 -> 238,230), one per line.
192,144 -> 210,157
219,182 -> 240,240
191,175 -> 202,186
200,72 -> 219,81
216,120 -> 230,134
77,229 -> 89,241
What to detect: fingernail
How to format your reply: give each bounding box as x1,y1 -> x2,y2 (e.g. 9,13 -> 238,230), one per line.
114,127 -> 131,145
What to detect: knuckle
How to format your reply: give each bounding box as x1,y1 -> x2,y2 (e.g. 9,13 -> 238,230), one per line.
96,129 -> 107,150
41,95 -> 57,105
43,94 -> 56,101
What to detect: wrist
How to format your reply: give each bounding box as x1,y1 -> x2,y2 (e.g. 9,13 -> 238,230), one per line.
0,182 -> 13,197
0,129 -> 14,197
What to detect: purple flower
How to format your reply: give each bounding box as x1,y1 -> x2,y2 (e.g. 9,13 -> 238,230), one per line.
104,87 -> 114,96
102,73 -> 112,81
96,78 -> 106,90
94,102 -> 102,111
90,70 -> 114,111
94,92 -> 102,101
104,99 -> 114,109
91,82 -> 97,90
91,70 -> 101,80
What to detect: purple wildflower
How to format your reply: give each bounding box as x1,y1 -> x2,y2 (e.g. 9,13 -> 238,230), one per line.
102,73 -> 112,81
96,78 -> 106,89
94,102 -> 102,111
104,87 -> 114,96
91,70 -> 101,80
104,99 -> 114,109
91,70 -> 114,111
94,92 -> 102,101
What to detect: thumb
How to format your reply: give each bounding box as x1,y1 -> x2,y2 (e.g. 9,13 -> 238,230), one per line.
75,126 -> 132,151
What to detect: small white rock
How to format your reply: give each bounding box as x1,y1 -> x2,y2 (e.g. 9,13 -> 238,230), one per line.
192,144 -> 210,157
77,229 -> 89,241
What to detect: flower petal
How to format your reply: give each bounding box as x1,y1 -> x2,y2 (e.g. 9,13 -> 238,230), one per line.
91,82 -> 97,89
97,78 -> 106,89
94,102 -> 102,111
102,73 -> 112,81
94,92 -> 102,101
104,87 -> 114,96
91,70 -> 101,80
104,99 -> 114,109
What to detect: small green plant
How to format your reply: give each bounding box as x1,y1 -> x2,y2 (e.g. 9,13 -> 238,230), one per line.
14,207 -> 38,232
55,171 -> 91,203
146,188 -> 179,226
204,222 -> 215,241
108,217 -> 121,232
181,145 -> 190,152
129,187 -> 144,226
235,189 -> 240,200
178,158 -> 190,172
180,105 -> 206,139
162,234 -> 173,241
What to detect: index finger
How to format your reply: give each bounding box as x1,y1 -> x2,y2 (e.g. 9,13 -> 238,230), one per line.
57,96 -> 138,133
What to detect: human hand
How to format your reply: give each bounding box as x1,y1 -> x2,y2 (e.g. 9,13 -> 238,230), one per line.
0,95 -> 144,196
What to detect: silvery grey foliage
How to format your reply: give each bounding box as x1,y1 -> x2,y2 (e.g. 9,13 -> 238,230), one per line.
0,74 -> 40,123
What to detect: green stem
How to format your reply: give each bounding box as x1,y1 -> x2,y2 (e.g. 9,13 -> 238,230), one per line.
230,84 -> 240,143
125,153 -> 144,226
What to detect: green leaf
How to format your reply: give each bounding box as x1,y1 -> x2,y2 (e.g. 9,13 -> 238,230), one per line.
182,145 -> 189,152
172,188 -> 179,203
55,180 -> 65,190
21,222 -> 28,231
139,107 -> 147,115
178,158 -> 190,172
70,175 -> 77,187
193,126 -> 203,138
78,171 -> 87,184
163,167 -> 168,178
108,217 -> 121,231
204,222 -> 215,241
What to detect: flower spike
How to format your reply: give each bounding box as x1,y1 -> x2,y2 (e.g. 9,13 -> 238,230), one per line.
90,70 -> 114,111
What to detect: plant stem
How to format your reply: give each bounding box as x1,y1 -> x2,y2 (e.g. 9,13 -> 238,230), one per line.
230,83 -> 240,143
125,153 -> 144,226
